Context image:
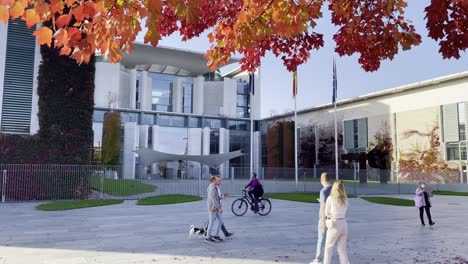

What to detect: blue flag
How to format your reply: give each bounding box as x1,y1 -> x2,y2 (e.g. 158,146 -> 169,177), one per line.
332,57 -> 337,104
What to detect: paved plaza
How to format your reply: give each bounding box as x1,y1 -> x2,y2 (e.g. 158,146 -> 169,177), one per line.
0,195 -> 467,264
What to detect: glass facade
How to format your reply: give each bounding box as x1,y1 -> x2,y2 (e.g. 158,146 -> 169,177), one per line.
236,81 -> 250,118
149,72 -> 176,112
229,130 -> 250,168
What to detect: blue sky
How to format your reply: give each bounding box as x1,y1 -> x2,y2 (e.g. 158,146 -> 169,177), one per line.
136,0 -> 467,118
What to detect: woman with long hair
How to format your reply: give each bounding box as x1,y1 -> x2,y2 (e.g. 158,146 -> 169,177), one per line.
323,181 -> 350,264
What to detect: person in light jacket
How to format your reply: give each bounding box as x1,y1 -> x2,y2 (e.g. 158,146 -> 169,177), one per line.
206,176 -> 224,243
415,182 -> 435,226
323,181 -> 349,264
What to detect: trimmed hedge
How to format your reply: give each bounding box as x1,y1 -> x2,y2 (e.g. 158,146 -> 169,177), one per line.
101,112 -> 121,165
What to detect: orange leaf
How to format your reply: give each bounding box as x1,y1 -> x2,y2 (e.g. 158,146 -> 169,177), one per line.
53,28 -> 68,47
83,1 -> 98,17
56,14 -> 71,28
0,6 -> 8,24
50,0 -> 64,13
23,9 -> 40,28
59,45 -> 72,56
9,1 -> 25,19
72,5 -> 87,21
33,26 -> 53,46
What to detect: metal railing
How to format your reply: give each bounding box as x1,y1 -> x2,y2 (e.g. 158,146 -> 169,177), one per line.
1,164 -> 467,203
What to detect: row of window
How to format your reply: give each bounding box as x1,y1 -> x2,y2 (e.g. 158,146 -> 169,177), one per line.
93,110 -> 252,131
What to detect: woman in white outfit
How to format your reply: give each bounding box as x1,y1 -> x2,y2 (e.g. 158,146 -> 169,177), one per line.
322,181 -> 349,264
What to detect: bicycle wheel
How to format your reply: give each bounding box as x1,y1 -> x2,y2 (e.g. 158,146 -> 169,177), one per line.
257,198 -> 272,216
231,198 -> 248,216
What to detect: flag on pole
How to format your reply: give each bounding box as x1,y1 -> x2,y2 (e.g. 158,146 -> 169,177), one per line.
292,71 -> 298,98
249,72 -> 255,95
332,57 -> 338,103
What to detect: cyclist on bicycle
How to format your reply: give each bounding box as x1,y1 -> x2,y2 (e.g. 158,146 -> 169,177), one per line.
243,173 -> 264,213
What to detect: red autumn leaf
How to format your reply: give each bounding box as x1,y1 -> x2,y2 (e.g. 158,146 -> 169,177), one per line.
56,14 -> 71,28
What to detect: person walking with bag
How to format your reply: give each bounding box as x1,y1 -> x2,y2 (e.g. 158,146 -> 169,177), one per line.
415,182 -> 435,226
323,181 -> 349,264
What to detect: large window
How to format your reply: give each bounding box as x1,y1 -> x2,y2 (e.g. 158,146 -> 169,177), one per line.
344,118 -> 368,152
210,130 -> 220,154
149,72 -> 176,112
442,102 -> 468,160
229,130 -> 250,168
237,81 -> 250,118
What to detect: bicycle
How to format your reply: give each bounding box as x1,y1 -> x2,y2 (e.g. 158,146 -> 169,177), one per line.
231,189 -> 271,216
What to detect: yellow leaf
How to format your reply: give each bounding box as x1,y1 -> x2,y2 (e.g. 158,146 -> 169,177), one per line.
33,26 -> 53,46
0,6 -> 8,24
10,1 -> 25,19
23,9 -> 40,28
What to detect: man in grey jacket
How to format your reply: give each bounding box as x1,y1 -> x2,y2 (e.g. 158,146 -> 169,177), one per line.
206,176 -> 224,243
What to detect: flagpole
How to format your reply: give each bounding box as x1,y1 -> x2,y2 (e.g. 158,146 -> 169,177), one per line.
334,99 -> 338,180
293,71 -> 298,190
333,56 -> 339,180
250,93 -> 254,177
249,73 -> 254,177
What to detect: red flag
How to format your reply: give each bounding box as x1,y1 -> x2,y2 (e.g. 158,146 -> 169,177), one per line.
292,71 -> 298,98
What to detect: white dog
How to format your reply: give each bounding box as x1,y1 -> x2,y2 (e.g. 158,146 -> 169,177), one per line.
189,225 -> 207,239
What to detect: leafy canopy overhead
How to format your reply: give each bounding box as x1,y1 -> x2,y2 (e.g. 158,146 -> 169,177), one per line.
0,0 -> 466,72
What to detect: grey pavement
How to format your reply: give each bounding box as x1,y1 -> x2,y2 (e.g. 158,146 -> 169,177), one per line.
0,195 -> 468,264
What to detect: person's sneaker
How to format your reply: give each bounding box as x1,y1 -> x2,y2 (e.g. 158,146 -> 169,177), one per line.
421,222 -> 425,226
212,236 -> 224,242
205,237 -> 216,243
225,232 -> 234,238
429,222 -> 435,226
309,258 -> 322,264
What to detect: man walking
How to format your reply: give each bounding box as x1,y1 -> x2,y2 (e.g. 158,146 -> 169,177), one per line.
310,172 -> 333,264
206,176 -> 224,243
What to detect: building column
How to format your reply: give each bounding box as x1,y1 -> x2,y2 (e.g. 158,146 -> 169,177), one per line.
193,76 -> 204,115
0,22 -> 7,127
251,69 -> 262,120
140,71 -> 152,110
172,78 -> 183,113
219,128 -> 230,178
123,122 -> 139,179
202,127 -> 210,178
139,125 -> 149,148
129,69 -> 137,109
29,26 -> 41,134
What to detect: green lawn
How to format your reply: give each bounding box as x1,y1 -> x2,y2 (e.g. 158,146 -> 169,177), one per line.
36,199 -> 123,211
90,177 -> 156,196
268,192 -> 357,203
137,194 -> 202,205
433,191 -> 468,196
361,196 -> 414,206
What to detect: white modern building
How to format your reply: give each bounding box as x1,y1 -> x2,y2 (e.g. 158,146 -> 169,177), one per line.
262,72 -> 468,183
0,20 -> 262,179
